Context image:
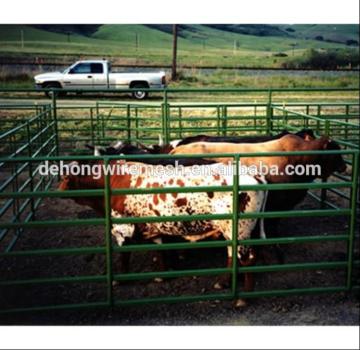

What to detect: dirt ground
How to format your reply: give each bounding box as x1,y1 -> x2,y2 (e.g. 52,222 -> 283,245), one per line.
0,181 -> 359,325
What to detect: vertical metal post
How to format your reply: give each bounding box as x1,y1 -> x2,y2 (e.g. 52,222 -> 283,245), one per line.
324,120 -> 330,136
90,108 -> 95,145
40,105 -> 45,154
317,105 -> 321,133
178,107 -> 183,139
345,105 -> 349,142
266,90 -> 273,135
216,106 -> 221,136
104,157 -> 114,306
305,104 -> 310,128
42,105 -> 49,157
167,104 -> 171,144
320,119 -> 331,209
222,106 -> 227,136
347,151 -> 359,290
126,104 -> 131,142
254,102 -> 257,130
162,89 -> 169,144
96,102 -> 100,142
96,101 -> 100,118
51,91 -> 61,182
101,108 -> 106,141
135,107 -> 139,142
231,155 -> 239,298
51,91 -> 59,157
161,103 -> 165,143
283,109 -> 288,129
304,112 -> 309,129
26,122 -> 35,220
10,133 -> 21,242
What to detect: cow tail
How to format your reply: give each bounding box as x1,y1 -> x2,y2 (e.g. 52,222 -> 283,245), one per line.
259,187 -> 268,239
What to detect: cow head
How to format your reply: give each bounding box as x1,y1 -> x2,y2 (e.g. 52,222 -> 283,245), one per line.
138,142 -> 174,154
86,142 -> 148,156
318,137 -> 347,179
58,160 -> 106,213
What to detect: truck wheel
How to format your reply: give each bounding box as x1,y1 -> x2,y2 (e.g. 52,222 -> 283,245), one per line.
131,83 -> 148,100
44,82 -> 66,98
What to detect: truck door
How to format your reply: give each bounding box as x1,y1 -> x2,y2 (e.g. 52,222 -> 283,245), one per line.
90,63 -> 108,89
63,62 -> 93,89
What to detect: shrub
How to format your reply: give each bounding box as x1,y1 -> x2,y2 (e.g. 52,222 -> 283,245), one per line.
346,39 -> 359,46
281,48 -> 359,69
273,52 -> 288,57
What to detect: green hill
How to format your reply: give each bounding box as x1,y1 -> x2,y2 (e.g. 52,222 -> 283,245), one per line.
91,24 -> 357,51
0,24 -> 358,68
277,24 -> 359,45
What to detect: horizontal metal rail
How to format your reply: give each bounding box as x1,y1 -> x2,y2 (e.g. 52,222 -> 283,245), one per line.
0,87 -> 358,93
0,148 -> 356,163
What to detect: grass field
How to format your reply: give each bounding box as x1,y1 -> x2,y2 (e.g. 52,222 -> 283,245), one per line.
1,24 -> 358,68
0,65 -> 358,91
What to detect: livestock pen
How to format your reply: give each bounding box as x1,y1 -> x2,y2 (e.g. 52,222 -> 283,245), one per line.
0,87 -> 359,316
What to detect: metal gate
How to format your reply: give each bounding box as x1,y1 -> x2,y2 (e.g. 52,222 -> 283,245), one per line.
0,87 -> 359,314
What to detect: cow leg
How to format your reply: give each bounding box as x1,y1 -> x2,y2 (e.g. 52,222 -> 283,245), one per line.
152,237 -> 165,283
214,246 -> 232,290
240,247 -> 256,290
114,251 -> 131,286
111,248 -> 132,287
111,213 -> 136,286
243,272 -> 254,293
259,218 -> 285,265
120,251 -> 131,273
234,248 -> 256,308
274,244 -> 285,264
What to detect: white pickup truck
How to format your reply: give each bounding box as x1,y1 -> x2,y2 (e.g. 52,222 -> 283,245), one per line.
34,60 -> 166,99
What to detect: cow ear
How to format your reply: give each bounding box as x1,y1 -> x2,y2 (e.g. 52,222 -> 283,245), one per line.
58,175 -> 70,190
304,134 -> 314,141
158,134 -> 164,146
94,147 -> 101,156
138,142 -> 149,150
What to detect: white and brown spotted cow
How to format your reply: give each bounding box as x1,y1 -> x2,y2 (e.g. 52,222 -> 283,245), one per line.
109,162 -> 267,260
59,161 -> 267,294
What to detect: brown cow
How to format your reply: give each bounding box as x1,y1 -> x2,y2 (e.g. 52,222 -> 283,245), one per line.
171,134 -> 347,246
170,134 -> 346,183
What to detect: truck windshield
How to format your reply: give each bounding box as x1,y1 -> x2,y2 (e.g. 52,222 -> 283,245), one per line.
63,62 -> 105,74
